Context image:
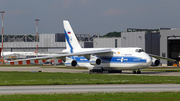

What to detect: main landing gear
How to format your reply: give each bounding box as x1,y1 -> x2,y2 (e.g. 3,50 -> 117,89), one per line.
89,69 -> 122,74
132,70 -> 141,74
89,69 -> 103,74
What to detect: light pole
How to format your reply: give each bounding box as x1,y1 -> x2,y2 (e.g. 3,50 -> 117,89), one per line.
0,11 -> 5,65
35,19 -> 39,57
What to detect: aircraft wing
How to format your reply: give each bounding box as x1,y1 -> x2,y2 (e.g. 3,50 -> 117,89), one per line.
148,54 -> 176,62
7,49 -> 112,62
44,51 -> 68,54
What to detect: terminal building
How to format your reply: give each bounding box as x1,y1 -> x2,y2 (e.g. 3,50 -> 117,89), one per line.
1,28 -> 180,66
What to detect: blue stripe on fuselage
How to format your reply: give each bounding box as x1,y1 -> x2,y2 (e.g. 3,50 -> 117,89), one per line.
67,56 -> 146,63
64,29 -> 73,53
102,56 -> 146,63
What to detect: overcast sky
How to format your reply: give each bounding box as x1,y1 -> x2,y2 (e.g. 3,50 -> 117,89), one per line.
0,0 -> 180,35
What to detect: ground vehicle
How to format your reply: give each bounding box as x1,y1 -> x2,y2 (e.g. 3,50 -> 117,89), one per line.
43,61 -> 53,66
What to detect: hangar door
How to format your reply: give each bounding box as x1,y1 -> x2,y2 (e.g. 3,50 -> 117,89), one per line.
168,36 -> 180,65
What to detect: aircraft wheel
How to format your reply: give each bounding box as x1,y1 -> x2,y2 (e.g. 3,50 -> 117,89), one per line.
137,70 -> 141,74
98,69 -> 103,73
89,69 -> 103,74
132,70 -> 136,74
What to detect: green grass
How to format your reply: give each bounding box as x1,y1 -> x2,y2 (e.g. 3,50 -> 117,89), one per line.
1,71 -> 180,85
0,92 -> 180,101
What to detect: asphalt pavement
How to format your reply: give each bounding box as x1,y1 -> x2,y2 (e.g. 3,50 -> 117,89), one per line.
0,66 -> 180,94
0,84 -> 180,94
0,66 -> 180,76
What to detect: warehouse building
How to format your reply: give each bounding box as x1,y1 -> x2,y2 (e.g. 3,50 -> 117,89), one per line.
0,33 -> 121,60
121,28 -> 180,66
0,33 -> 99,52
160,28 -> 180,66
1,27 -> 180,66
94,37 -> 121,48
121,29 -> 160,56
0,33 -> 100,59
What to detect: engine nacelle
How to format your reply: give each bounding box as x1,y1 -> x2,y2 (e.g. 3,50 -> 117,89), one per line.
151,57 -> 160,66
89,56 -> 102,65
65,59 -> 77,67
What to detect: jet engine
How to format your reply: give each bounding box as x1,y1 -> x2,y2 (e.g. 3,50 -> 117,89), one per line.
65,59 -> 77,67
151,57 -> 160,66
89,56 -> 102,65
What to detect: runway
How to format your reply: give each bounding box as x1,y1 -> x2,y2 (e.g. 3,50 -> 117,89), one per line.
0,66 -> 88,73
0,67 -> 180,94
0,84 -> 180,94
0,66 -> 180,76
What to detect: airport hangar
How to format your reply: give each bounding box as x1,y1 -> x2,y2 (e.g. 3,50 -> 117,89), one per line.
0,33 -> 121,59
122,28 -> 180,66
0,28 -> 180,66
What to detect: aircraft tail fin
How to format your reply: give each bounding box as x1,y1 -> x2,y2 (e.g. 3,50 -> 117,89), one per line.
63,20 -> 82,53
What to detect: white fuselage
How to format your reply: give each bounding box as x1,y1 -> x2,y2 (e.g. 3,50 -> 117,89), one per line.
63,47 -> 152,70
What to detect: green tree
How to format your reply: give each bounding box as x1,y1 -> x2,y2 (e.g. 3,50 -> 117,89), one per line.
101,31 -> 121,37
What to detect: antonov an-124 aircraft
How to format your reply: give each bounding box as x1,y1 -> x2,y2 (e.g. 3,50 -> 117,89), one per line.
8,20 -> 177,74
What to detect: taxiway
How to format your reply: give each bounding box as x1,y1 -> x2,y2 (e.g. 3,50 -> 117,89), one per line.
0,66 -> 180,76
0,84 -> 180,94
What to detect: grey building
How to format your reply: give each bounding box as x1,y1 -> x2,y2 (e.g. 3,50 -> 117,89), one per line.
121,31 -> 160,56
121,28 -> 180,66
94,37 -> 121,48
2,28 -> 180,66
160,28 -> 180,66
0,33 -> 99,52
0,33 -> 99,59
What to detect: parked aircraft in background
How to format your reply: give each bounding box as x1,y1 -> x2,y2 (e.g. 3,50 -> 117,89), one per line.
0,49 -> 66,60
1,51 -> 51,57
7,20 -> 176,74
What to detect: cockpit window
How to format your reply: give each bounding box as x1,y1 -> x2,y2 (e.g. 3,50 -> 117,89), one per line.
135,49 -> 144,53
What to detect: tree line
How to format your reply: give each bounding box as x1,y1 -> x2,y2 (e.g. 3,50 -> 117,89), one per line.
101,31 -> 121,37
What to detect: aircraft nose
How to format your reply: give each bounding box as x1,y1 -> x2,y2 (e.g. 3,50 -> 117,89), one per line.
146,54 -> 152,66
